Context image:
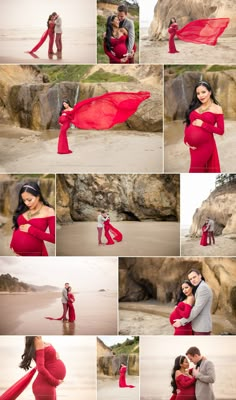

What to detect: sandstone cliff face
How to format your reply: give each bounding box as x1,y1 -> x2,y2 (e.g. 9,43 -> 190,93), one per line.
190,182 -> 236,236
149,0 -> 236,40
56,174 -> 180,223
164,69 -> 236,120
97,337 -> 113,358
119,257 -> 236,317
0,65 -> 162,132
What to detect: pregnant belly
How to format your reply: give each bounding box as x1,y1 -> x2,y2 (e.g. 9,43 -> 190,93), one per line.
11,230 -> 43,256
47,360 -> 66,380
113,43 -> 127,58
185,124 -> 211,147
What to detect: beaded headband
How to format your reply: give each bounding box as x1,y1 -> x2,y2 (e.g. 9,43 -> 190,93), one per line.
23,185 -> 37,191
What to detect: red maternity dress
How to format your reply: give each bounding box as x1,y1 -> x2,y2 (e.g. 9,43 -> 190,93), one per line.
169,302 -> 193,335
170,373 -> 196,400
104,218 -> 123,245
119,366 -> 135,388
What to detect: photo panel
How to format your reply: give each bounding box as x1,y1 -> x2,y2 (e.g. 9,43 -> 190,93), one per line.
139,0 -> 235,64
97,335 -> 139,400
181,173 -> 236,256
0,335 -> 97,400
140,335 -> 236,400
164,64 -> 236,173
56,173 -> 180,256
0,0 -> 97,64
119,257 -> 236,335
0,174 -> 56,257
0,257 -> 118,335
0,64 -> 163,174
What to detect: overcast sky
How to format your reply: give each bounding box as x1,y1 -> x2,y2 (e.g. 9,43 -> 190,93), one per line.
0,0 -> 96,28
0,257 -> 117,291
99,336 -> 134,347
181,173 -> 218,227
140,0 -> 156,26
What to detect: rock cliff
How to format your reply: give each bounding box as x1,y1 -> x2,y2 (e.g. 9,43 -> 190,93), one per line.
149,0 -> 236,40
56,174 -> 180,223
119,257 -> 236,317
0,273 -> 33,292
190,180 -> 236,237
164,68 -> 236,120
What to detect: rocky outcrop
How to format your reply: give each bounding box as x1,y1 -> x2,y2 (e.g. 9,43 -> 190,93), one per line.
164,69 -> 236,120
190,180 -> 236,237
149,0 -> 236,40
56,174 -> 180,223
97,337 -> 114,358
119,257 -> 236,317
0,273 -> 33,292
97,1 -> 139,20
0,65 -> 162,132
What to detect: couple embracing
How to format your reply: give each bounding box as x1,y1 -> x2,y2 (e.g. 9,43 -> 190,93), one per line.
97,210 -> 123,246
170,268 -> 212,335
104,4 -> 136,64
28,12 -> 62,55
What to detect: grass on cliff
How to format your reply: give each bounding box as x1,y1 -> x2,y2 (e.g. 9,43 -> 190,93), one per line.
84,69 -> 137,82
165,65 -> 236,76
110,336 -> 139,354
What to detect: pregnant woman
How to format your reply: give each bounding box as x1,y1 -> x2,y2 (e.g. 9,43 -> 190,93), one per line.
169,280 -> 195,335
170,355 -> 196,400
200,221 -> 208,246
58,99 -> 73,154
0,336 -> 65,400
104,214 -> 123,245
184,80 -> 224,172
119,363 -> 135,388
28,14 -> 56,54
168,18 -> 179,53
10,182 -> 55,256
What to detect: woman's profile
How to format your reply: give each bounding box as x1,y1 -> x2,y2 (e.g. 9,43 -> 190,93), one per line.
184,80 -> 224,172
10,182 -> 55,256
170,355 -> 196,400
169,280 -> 195,335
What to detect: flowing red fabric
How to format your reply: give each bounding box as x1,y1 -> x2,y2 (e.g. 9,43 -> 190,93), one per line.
104,219 -> 123,245
0,368 -> 36,400
71,91 -> 150,130
119,366 -> 135,388
176,18 -> 230,46
29,29 -> 49,53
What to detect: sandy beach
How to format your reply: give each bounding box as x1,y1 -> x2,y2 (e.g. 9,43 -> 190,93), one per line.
56,221 -> 180,256
119,302 -> 236,335
0,125 -> 162,173
140,30 -> 236,64
164,120 -> 236,173
97,376 -> 139,400
0,291 -> 117,335
0,27 -> 96,64
181,234 -> 236,256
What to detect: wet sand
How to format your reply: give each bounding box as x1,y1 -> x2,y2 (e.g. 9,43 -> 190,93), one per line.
140,30 -> 236,64
164,120 -> 236,173
0,291 -> 117,335
56,221 -> 180,256
0,125 -> 163,173
181,234 -> 236,256
97,376 -> 139,400
119,302 -> 236,335
0,28 -> 96,64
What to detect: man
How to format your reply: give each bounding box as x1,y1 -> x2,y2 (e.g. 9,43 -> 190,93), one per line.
186,346 -> 215,400
206,217 -> 215,245
173,268 -> 212,335
61,282 -> 69,321
52,12 -> 62,52
97,210 -> 107,245
117,4 -> 135,63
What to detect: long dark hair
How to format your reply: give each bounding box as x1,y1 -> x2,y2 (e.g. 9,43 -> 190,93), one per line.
184,80 -> 220,126
47,14 -> 53,28
176,279 -> 195,304
59,99 -> 72,116
12,181 -> 52,229
19,336 -> 36,370
168,17 -> 176,28
170,355 -> 186,394
105,15 -> 117,52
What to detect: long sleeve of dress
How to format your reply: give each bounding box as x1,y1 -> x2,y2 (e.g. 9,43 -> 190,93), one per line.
176,303 -> 192,318
202,113 -> 224,135
103,42 -> 122,63
28,216 -> 55,243
176,374 -> 196,388
35,349 -> 60,386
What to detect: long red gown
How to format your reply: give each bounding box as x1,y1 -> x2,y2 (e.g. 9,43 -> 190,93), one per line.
169,302 -> 193,335
170,373 -> 196,400
104,35 -> 133,63
119,366 -> 135,388
200,224 -> 208,246
104,218 -> 123,245
168,23 -> 179,53
10,215 -> 55,256
57,91 -> 150,153
28,21 -> 55,53
184,111 -> 224,173
68,293 -> 76,322
0,346 -> 66,400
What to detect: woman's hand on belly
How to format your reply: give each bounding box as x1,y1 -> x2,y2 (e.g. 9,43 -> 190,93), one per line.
192,119 -> 203,127
185,141 -> 197,150
19,224 -> 30,232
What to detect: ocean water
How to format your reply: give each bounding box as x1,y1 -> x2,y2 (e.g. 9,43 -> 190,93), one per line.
0,336 -> 96,400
